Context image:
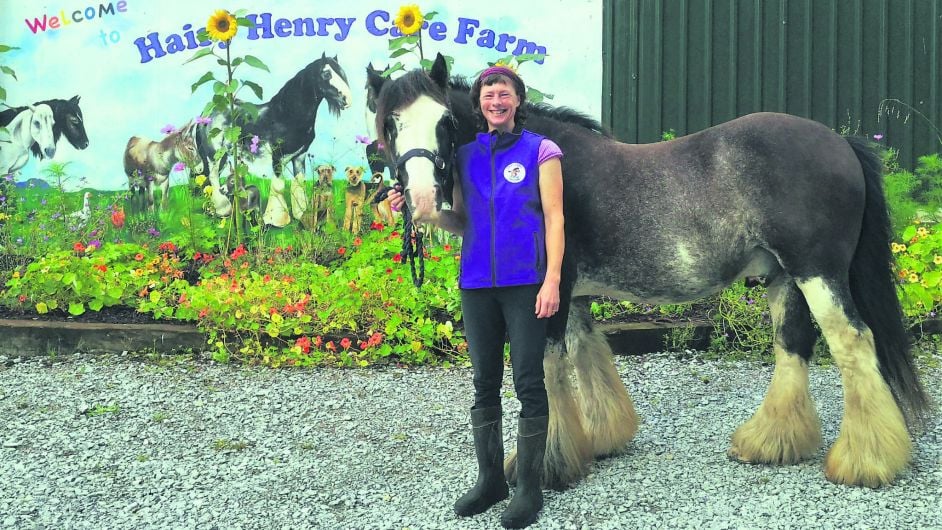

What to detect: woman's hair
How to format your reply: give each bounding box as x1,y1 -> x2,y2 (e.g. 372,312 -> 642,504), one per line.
470,66 -> 528,130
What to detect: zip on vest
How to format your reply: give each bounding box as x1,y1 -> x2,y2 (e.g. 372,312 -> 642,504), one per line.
489,134 -> 497,287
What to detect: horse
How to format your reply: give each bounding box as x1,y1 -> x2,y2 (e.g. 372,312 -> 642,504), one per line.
370,54 -> 933,490
123,122 -> 199,212
195,53 -> 352,184
0,96 -> 89,157
0,104 -> 56,175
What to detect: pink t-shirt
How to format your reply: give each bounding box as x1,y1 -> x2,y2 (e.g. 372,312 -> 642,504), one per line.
538,138 -> 563,165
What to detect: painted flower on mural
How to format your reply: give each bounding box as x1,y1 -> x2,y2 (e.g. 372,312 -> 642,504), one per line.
249,135 -> 261,154
355,134 -> 370,144
160,124 -> 176,135
173,162 -> 186,172
394,5 -> 424,35
207,10 -> 238,42
195,116 -> 212,126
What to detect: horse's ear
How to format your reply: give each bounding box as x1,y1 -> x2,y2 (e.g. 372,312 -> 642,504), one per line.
367,64 -> 387,100
321,51 -> 326,59
429,53 -> 449,90
71,95 -> 81,104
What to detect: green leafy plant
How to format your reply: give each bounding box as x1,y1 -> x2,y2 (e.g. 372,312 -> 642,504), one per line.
892,221 -> 942,322
187,9 -> 268,249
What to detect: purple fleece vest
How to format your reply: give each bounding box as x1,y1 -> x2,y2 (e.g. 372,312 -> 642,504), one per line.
457,129 -> 546,289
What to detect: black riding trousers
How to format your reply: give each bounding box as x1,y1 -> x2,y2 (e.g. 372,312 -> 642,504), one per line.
461,284 -> 549,418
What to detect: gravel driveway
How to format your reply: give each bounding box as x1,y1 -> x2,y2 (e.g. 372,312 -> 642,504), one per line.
1,350 -> 940,529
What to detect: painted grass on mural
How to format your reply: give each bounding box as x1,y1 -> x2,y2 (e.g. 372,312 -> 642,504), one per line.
0,177 -> 354,256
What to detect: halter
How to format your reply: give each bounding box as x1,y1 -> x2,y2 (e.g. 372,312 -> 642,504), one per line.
391,124 -> 456,288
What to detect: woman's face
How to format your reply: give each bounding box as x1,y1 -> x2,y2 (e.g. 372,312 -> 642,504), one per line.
479,81 -> 520,132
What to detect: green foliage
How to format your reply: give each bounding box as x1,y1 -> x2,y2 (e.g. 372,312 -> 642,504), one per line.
187,10 -> 268,249
1,243 -> 187,317
706,283 -> 773,361
892,221 -> 942,322
883,150 -> 942,233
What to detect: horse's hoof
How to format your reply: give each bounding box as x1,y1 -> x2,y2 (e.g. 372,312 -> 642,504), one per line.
823,431 -> 910,488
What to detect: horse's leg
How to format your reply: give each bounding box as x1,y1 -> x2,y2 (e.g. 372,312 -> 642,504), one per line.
504,340 -> 592,490
504,276 -> 592,490
729,276 -> 822,464
568,300 -> 638,457
158,174 -> 170,211
796,277 -> 911,487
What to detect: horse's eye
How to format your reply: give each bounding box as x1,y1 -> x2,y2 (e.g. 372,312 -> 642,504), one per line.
71,117 -> 79,124
321,70 -> 331,80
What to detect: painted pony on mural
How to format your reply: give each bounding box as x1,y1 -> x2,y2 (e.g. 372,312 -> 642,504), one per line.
194,53 -> 352,183
0,96 -> 90,173
370,54 -> 932,489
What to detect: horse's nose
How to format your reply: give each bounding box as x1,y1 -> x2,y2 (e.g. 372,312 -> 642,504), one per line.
45,147 -> 56,158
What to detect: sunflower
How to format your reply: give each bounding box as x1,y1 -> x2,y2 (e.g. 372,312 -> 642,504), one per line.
207,10 -> 238,42
394,4 -> 424,35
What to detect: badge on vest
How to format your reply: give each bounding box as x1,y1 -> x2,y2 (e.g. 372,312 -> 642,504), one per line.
503,162 -> 526,183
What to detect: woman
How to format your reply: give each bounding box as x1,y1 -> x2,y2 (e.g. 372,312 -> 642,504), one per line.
389,65 -> 564,529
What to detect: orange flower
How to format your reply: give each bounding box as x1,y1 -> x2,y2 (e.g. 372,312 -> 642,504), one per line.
295,336 -> 312,354
134,253 -> 144,261
338,247 -> 347,256
111,209 -> 125,228
353,237 -> 362,247
73,242 -> 86,253
326,341 -> 336,351
340,337 -> 352,350
392,253 -> 402,263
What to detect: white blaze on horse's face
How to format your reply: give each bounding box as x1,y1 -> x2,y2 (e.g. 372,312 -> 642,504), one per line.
323,64 -> 352,109
30,104 -> 56,159
395,94 -> 448,223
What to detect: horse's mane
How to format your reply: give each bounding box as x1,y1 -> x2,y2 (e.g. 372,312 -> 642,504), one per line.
447,76 -> 612,138
375,69 -> 448,145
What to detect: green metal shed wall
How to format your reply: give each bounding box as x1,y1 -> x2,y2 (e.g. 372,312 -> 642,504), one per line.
602,0 -> 942,168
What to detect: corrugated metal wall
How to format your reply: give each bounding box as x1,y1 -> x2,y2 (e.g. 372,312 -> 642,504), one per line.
602,0 -> 942,168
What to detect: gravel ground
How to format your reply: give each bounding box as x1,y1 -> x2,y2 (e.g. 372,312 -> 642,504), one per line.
0,350 -> 940,530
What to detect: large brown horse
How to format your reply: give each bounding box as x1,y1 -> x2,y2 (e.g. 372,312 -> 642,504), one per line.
370,54 -> 932,489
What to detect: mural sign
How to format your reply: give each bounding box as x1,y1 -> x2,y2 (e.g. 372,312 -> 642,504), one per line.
0,0 -> 602,251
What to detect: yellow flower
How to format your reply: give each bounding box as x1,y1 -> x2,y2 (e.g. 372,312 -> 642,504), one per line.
493,60 -> 518,73
917,227 -> 929,238
908,273 -> 919,283
204,185 -> 214,196
207,10 -> 237,42
891,243 -> 903,254
394,4 -> 424,35
0,213 -> 8,222
935,255 -> 942,265
12,271 -> 20,279
195,174 -> 207,186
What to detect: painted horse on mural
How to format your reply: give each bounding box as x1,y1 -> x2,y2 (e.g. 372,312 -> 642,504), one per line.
0,104 -> 56,175
124,122 -> 200,212
194,53 -> 352,182
370,54 -> 932,489
0,96 -> 90,160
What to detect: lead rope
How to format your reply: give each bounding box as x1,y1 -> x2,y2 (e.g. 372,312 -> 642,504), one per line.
400,201 -> 425,288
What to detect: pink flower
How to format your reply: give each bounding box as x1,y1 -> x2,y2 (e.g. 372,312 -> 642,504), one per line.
160,124 -> 176,134
195,116 -> 212,125
249,135 -> 260,154
173,162 -> 186,172
873,134 -> 884,141
355,134 -> 371,144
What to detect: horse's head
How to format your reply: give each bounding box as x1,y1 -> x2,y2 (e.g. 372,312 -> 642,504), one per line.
173,124 -> 200,167
28,104 -> 56,159
370,53 -> 456,223
59,96 -> 89,150
311,53 -> 352,116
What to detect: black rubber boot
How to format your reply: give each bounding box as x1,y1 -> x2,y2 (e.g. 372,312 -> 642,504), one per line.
454,406 -> 510,517
501,415 -> 548,528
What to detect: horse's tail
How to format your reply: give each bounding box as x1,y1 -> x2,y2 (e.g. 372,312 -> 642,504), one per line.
845,136 -> 932,427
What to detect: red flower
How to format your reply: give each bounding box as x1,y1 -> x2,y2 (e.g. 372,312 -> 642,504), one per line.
110,209 -> 126,228
358,341 -> 368,350
353,237 -> 362,247
385,268 -> 393,274
193,252 -> 202,261
95,265 -> 107,273
443,244 -> 452,252
338,247 -> 347,256
369,332 -> 383,347
390,231 -> 400,238
397,276 -> 403,283
340,337 -> 352,350
370,221 -> 385,231
198,308 -> 209,318
263,274 -> 271,283
286,245 -> 293,252
18,295 -> 27,303
314,336 -> 323,348
392,253 -> 402,263
73,242 -> 86,253
134,253 -> 144,261
295,336 -> 312,354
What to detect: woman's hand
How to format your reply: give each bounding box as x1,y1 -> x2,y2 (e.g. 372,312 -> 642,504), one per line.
387,185 -> 405,212
535,279 -> 560,319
